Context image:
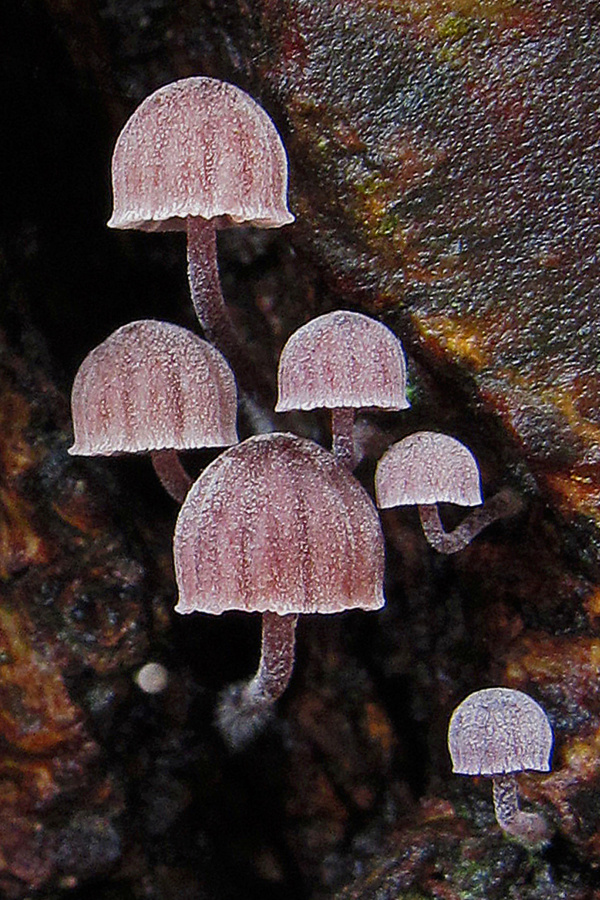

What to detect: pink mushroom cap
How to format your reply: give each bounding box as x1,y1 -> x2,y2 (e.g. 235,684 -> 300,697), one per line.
448,687 -> 553,776
174,432 -> 386,616
275,310 -> 409,412
69,320 -> 238,456
107,77 -> 294,232
375,431 -> 483,508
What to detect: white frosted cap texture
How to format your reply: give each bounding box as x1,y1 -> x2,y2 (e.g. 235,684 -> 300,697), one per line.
448,687 -> 553,776
69,319 -> 238,455
174,432 -> 386,615
276,310 -> 409,412
108,77 -> 294,232
375,431 -> 483,508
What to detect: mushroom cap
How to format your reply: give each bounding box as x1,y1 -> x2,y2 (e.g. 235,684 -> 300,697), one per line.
107,77 -> 294,232
69,319 -> 238,455
174,432 -> 386,615
134,662 -> 169,695
275,310 -> 409,413
448,687 -> 553,776
375,431 -> 483,508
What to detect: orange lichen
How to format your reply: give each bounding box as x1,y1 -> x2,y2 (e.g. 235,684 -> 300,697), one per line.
364,701 -> 395,765
0,604 -> 86,756
560,727 -> 600,781
0,386 -> 50,579
0,387 -> 38,480
0,486 -> 50,579
505,633 -> 600,701
418,314 -> 490,371
584,589 -> 600,627
539,384 -> 600,451
544,470 -> 600,525
414,309 -> 600,527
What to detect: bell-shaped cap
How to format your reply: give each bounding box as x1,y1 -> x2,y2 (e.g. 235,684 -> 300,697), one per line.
275,310 -> 409,413
375,431 -> 483,508
69,320 -> 238,456
108,77 -> 294,232
448,687 -> 553,776
174,432 -> 385,615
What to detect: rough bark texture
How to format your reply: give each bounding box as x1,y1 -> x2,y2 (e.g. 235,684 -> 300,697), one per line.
1,0 -> 599,898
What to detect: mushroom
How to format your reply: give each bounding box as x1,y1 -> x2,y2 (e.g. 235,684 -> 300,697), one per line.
107,77 -> 294,397
69,319 -> 238,502
275,310 -> 409,468
134,662 -> 169,695
374,431 -> 521,553
448,687 -> 553,844
173,431 -> 385,748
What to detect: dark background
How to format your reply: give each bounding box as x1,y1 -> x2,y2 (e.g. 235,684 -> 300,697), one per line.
1,1 -> 599,898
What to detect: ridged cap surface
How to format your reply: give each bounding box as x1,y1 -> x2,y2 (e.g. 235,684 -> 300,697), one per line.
375,431 -> 483,508
448,687 -> 553,776
108,77 -> 294,232
69,320 -> 238,455
174,432 -> 386,615
276,310 -> 409,412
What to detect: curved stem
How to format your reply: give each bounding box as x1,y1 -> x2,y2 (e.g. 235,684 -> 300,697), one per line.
331,407 -> 355,469
215,612 -> 298,751
186,217 -> 273,403
150,449 -> 192,504
418,488 -> 523,554
492,774 -> 550,844
186,217 -> 229,345
245,612 -> 298,706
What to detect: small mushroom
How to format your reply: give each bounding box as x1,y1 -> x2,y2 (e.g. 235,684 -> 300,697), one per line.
374,431 -> 521,553
173,431 -> 385,748
448,687 -> 553,844
134,662 -> 169,695
107,77 -> 294,397
69,319 -> 238,502
276,310 -> 409,468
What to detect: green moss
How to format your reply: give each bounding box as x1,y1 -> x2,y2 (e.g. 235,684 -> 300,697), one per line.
404,381 -> 419,406
355,174 -> 385,198
375,211 -> 401,238
437,12 -> 473,42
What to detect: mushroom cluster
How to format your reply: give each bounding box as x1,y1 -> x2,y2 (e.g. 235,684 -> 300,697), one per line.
69,74 -> 535,826
107,76 -> 293,399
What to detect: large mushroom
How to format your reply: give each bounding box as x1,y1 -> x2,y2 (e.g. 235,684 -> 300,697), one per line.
448,687 -> 553,844
107,77 -> 294,396
375,431 -> 520,553
276,310 -> 409,468
173,431 -> 385,748
69,319 -> 238,502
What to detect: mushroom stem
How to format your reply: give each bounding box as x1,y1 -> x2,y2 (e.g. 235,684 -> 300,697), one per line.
215,611 -> 298,751
331,408 -> 355,468
247,611 -> 299,705
186,217 -> 271,402
491,774 -> 551,844
417,488 -> 523,554
186,217 -> 233,347
150,450 -> 192,503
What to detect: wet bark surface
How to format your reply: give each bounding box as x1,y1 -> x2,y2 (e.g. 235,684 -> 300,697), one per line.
1,0 -> 599,897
